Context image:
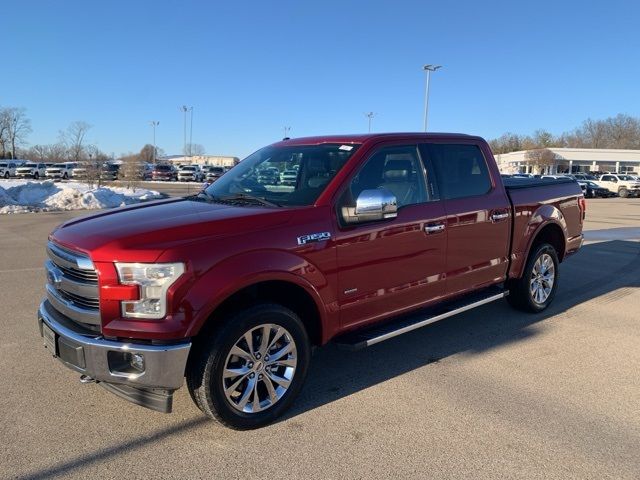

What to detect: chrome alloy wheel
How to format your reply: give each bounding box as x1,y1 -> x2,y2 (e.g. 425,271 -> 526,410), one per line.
222,324 -> 297,414
529,253 -> 555,305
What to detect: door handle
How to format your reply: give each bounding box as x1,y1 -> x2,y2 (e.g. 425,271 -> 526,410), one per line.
424,223 -> 445,234
491,212 -> 509,221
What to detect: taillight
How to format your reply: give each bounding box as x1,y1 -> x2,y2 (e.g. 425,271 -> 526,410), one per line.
579,197 -> 586,220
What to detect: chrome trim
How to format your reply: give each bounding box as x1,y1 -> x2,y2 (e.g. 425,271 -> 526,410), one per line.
38,301 -> 191,389
424,223 -> 445,234
46,284 -> 101,326
491,212 -> 510,221
47,241 -> 95,271
363,292 -> 508,347
45,260 -> 98,299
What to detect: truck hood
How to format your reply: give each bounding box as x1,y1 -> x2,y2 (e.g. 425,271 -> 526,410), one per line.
51,197 -> 294,262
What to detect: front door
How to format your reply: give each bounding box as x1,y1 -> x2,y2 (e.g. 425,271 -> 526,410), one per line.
335,144 -> 447,329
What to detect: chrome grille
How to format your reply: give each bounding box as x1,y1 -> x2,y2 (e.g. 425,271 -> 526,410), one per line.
46,241 -> 100,331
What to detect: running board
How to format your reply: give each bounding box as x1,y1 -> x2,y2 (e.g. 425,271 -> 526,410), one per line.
333,286 -> 508,350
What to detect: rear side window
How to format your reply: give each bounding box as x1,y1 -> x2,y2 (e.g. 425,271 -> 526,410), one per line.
422,144 -> 492,200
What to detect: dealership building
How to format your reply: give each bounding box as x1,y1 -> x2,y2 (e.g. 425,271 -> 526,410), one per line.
494,148 -> 640,175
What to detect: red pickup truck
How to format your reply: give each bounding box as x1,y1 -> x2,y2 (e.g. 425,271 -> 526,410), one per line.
39,133 -> 584,429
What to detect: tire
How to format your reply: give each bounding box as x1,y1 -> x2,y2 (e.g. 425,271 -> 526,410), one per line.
34,172 -> 39,180
619,188 -> 628,198
62,173 -> 68,180
187,303 -> 310,429
4,172 -> 8,179
507,243 -> 559,313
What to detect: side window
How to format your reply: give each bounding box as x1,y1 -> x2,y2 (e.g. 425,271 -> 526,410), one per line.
423,144 -> 491,200
346,145 -> 429,209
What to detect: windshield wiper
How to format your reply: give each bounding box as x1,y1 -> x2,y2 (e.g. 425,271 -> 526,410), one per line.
218,193 -> 281,207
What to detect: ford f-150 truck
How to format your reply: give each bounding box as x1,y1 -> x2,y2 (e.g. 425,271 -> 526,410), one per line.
38,133 -> 584,429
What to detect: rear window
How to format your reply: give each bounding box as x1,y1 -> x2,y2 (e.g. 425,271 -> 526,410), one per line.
421,144 -> 492,200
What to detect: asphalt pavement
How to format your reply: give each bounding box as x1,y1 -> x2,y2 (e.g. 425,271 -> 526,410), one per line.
0,198 -> 639,479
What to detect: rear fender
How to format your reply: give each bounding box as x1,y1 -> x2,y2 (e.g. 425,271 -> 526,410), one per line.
509,204 -> 568,279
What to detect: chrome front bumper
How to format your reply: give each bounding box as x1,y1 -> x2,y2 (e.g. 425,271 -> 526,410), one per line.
37,300 -> 191,390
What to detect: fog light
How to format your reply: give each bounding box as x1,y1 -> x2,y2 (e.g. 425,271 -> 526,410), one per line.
130,353 -> 145,372
107,351 -> 146,375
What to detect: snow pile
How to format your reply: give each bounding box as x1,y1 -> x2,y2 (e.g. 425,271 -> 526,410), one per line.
0,180 -> 163,214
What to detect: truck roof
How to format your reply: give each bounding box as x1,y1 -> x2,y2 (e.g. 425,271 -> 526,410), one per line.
272,132 -> 480,147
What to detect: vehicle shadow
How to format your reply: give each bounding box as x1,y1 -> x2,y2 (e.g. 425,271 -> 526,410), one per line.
286,239 -> 640,420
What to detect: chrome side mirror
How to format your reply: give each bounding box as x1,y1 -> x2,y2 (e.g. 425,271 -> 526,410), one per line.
342,188 -> 397,224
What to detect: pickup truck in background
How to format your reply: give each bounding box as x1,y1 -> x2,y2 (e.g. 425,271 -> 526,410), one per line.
594,174 -> 640,197
38,133 -> 584,429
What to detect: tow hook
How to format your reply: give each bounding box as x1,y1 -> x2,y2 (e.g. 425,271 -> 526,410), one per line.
79,375 -> 96,384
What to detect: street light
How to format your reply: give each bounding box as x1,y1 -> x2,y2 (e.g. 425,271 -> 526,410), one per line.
365,112 -> 376,133
180,106 -> 192,160
150,121 -> 159,164
422,64 -> 442,132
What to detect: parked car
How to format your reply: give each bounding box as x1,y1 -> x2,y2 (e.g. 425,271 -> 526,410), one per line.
572,173 -> 598,181
280,169 -> 299,186
45,162 -> 77,180
257,166 -> 280,185
14,162 -> 47,179
100,163 -> 121,181
178,165 -> 204,182
38,133 -> 584,429
151,164 -> 178,181
71,162 -> 97,180
0,161 -> 19,178
594,174 -> 640,198
204,166 -> 225,182
578,181 -> 616,198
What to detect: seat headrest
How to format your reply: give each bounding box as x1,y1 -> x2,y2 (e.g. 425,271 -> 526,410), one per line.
383,160 -> 412,182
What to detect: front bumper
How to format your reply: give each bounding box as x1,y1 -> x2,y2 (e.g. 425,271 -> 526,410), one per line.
37,300 -> 191,390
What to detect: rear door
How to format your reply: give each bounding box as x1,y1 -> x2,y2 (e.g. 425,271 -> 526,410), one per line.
420,142 -> 511,297
335,143 -> 447,329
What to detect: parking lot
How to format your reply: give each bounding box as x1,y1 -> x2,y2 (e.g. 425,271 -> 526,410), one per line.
1,198 -> 639,479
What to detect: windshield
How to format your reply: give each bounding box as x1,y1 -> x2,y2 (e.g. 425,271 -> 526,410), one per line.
23,163 -> 37,168
618,175 -> 635,181
155,165 -> 172,171
181,166 -> 196,171
204,143 -> 359,206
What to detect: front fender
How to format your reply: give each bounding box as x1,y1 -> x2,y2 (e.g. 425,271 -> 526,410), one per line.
182,249 -> 331,338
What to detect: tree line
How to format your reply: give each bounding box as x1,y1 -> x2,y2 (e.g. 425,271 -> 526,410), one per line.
489,114 -> 640,154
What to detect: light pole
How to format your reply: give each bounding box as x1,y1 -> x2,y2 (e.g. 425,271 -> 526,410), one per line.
365,112 -> 375,133
189,107 -> 194,160
180,106 -> 190,160
422,64 -> 442,132
283,126 -> 291,139
150,121 -> 159,163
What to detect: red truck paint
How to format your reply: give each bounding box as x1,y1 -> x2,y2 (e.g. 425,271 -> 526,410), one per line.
41,133 -> 584,426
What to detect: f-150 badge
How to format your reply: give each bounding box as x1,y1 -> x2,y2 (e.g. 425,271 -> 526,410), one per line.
297,232 -> 331,245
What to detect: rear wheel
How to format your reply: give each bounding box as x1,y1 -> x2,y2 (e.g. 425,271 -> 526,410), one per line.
187,303 -> 310,429
507,243 -> 559,312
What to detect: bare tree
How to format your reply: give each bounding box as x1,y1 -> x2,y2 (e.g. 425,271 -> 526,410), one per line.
525,148 -> 556,174
186,143 -> 205,156
0,108 -> 10,158
5,107 -> 32,159
139,144 -> 155,163
60,121 -> 92,161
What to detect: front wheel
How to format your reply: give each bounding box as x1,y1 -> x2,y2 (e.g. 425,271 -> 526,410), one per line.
507,243 -> 559,312
3,171 -> 9,179
618,188 -> 628,198
187,303 -> 310,429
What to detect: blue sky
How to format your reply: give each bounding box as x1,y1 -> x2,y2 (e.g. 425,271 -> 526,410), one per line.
3,0 -> 639,158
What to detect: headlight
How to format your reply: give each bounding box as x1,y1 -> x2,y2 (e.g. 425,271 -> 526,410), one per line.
115,262 -> 185,319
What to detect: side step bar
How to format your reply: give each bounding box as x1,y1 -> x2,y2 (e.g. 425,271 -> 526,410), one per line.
334,286 -> 508,350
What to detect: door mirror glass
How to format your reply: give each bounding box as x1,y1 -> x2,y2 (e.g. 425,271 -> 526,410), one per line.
343,188 -> 397,224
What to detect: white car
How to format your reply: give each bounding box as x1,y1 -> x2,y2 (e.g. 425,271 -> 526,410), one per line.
0,161 -> 19,178
45,162 -> 77,180
177,165 -> 204,182
595,174 -> 640,198
15,162 -> 48,179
